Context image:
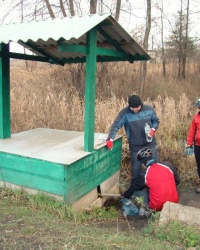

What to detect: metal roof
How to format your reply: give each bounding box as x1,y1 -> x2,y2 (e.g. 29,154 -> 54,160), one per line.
0,13 -> 151,65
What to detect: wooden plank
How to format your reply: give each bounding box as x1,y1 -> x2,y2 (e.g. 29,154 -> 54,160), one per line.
64,139 -> 122,204
0,152 -> 65,180
84,28 -> 97,152
0,51 -> 49,62
66,139 -> 121,175
0,129 -> 92,166
58,44 -> 126,58
65,152 -> 120,185
0,169 -> 64,195
96,47 -> 125,57
58,44 -> 87,54
0,43 -> 11,138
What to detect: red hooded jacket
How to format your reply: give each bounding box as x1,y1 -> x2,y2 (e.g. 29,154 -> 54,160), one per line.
187,112 -> 200,146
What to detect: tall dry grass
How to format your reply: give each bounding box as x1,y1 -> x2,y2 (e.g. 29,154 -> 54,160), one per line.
10,60 -> 200,185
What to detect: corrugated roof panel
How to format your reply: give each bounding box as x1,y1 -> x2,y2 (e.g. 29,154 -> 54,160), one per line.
0,13 -> 151,63
0,14 -> 110,44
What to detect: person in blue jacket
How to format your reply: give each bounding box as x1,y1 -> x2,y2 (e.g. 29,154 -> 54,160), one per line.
106,94 -> 159,180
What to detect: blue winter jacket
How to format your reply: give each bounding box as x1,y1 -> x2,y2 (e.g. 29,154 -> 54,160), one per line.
107,104 -> 159,151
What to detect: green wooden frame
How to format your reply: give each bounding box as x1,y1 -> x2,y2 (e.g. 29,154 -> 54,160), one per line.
0,138 -> 122,204
84,28 -> 97,152
0,43 -> 10,138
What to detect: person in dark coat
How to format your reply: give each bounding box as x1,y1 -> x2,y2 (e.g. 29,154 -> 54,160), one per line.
106,95 -> 159,180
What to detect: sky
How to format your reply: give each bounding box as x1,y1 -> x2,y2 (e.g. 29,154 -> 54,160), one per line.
0,0 -> 200,52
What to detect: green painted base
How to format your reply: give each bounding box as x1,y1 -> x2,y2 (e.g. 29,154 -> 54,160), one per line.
0,129 -> 122,205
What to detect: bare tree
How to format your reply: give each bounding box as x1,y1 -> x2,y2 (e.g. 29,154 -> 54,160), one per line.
90,0 -> 97,14
182,0 -> 190,79
178,0 -> 183,78
20,0 -> 29,69
115,0 -> 121,21
160,0 -> 166,77
69,0 -> 75,16
44,0 -> 55,18
139,0 -> 151,98
60,0 -> 67,17
177,0 -> 190,79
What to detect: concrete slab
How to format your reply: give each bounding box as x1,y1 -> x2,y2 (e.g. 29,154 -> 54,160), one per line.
72,188 -> 98,212
100,171 -> 120,195
87,171 -> 120,209
0,128 -> 110,164
159,201 -> 200,227
0,181 -> 64,201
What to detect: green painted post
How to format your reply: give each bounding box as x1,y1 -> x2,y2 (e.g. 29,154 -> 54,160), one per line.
84,28 -> 97,152
0,43 -> 11,138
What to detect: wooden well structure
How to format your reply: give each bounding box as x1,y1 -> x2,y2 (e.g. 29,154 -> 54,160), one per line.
0,14 -> 150,210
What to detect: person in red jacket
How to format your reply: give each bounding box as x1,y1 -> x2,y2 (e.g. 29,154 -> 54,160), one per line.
186,98 -> 200,193
122,147 -> 180,211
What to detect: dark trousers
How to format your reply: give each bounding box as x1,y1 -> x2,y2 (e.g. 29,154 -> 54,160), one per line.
132,189 -> 149,207
131,145 -> 158,179
194,145 -> 200,178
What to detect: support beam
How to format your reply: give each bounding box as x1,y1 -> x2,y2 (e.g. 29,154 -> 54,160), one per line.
19,41 -> 65,66
84,28 -> 97,152
0,51 -> 49,63
58,44 -> 126,58
0,43 -> 11,138
98,26 -> 134,63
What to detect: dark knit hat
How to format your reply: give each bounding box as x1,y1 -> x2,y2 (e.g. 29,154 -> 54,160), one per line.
128,95 -> 142,108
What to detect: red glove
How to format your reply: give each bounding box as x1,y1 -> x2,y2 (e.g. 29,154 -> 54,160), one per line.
106,139 -> 113,150
148,128 -> 155,137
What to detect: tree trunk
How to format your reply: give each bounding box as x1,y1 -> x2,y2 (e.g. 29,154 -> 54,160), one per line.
90,0 -> 97,14
178,0 -> 183,78
139,0 -> 151,98
20,0 -> 28,69
60,0 -> 67,17
161,0 -> 166,77
182,0 -> 189,79
44,0 -> 55,18
115,0 -> 121,21
69,0 -> 75,16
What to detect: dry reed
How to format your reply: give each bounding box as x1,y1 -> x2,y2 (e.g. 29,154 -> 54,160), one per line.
10,60 -> 200,185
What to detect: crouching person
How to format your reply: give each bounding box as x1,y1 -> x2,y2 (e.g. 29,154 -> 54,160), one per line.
121,147 -> 180,211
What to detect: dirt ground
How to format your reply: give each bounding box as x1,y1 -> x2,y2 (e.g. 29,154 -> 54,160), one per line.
178,187 -> 200,209
101,185 -> 200,232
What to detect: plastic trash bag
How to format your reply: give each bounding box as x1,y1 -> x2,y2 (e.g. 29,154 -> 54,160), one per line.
184,146 -> 194,156
120,198 -> 139,217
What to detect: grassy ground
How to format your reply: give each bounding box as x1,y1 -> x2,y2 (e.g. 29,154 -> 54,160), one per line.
1,188 -> 200,250
2,61 -> 200,249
